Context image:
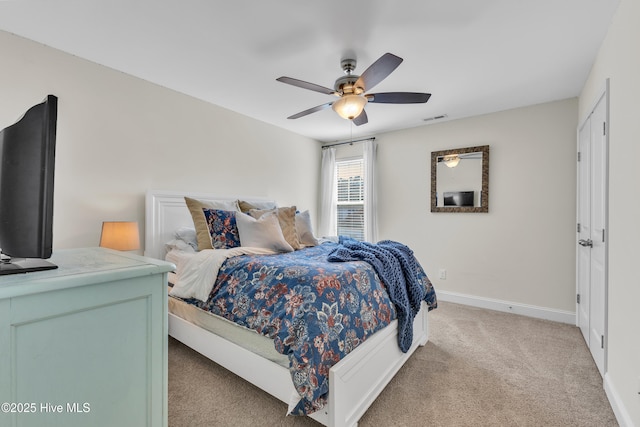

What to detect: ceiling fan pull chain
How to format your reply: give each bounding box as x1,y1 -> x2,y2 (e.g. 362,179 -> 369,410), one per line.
350,120 -> 353,143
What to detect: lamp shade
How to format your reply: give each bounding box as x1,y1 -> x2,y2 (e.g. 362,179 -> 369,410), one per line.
332,94 -> 368,120
100,221 -> 140,251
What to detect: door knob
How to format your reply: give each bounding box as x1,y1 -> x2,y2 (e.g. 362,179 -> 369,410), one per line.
578,239 -> 593,248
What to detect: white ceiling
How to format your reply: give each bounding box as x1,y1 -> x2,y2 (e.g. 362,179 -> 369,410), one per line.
0,1 -> 619,142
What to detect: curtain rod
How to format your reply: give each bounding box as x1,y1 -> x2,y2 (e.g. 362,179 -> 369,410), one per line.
321,136 -> 375,149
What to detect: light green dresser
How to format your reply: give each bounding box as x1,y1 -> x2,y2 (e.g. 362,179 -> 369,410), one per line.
0,248 -> 174,427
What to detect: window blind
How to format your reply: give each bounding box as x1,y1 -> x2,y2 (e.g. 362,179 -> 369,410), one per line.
336,159 -> 364,240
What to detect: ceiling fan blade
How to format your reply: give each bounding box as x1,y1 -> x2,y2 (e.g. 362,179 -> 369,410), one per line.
367,92 -> 431,104
352,109 -> 368,126
355,53 -> 403,92
287,102 -> 333,119
276,76 -> 336,95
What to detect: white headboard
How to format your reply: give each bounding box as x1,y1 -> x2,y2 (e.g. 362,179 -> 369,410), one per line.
144,190 -> 276,260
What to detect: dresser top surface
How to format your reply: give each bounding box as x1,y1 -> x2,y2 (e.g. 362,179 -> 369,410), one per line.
0,247 -> 174,298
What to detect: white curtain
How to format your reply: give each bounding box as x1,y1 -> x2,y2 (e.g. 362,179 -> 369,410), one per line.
363,139 -> 378,243
318,147 -> 336,237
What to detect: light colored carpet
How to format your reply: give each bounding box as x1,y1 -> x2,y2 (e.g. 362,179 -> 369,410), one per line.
168,301 -> 617,426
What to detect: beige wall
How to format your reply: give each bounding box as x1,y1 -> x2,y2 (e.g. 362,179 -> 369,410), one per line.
375,99 -> 578,314
0,31 -> 320,252
580,0 -> 640,424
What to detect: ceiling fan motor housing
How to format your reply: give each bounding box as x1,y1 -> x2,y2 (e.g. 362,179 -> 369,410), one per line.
334,75 -> 362,95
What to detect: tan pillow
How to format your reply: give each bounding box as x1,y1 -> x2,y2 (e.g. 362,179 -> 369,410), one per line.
184,197 -> 239,250
248,206 -> 301,250
238,200 -> 277,213
239,200 -> 258,213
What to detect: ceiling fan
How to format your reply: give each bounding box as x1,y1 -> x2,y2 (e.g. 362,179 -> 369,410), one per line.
276,52 -> 431,126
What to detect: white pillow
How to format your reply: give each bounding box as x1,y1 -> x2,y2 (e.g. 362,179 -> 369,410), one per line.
174,227 -> 198,250
236,212 -> 294,253
295,210 -> 319,247
164,238 -> 196,253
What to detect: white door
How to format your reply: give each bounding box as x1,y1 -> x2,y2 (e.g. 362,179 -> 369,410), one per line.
577,119 -> 591,344
577,88 -> 608,376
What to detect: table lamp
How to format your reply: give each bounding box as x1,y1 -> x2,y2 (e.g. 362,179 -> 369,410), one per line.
99,221 -> 140,251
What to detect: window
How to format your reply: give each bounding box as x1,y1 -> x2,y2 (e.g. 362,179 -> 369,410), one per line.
336,158 -> 364,240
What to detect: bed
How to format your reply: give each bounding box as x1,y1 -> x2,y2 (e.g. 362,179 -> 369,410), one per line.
144,190 -> 436,426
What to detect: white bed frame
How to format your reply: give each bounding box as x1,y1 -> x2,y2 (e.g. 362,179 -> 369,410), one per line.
145,190 -> 430,427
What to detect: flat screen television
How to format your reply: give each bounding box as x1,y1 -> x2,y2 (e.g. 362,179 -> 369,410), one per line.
0,95 -> 58,275
443,190 -> 474,207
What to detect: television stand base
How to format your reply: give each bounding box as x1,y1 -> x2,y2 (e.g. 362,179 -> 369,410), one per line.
0,258 -> 58,275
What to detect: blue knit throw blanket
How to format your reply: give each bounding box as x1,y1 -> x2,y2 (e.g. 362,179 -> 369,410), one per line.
327,237 -> 432,352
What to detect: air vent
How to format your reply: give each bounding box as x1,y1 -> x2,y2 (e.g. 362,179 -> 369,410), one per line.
423,114 -> 448,122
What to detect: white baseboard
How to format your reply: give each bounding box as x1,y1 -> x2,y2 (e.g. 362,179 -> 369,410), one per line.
437,290 -> 575,324
604,373 -> 635,427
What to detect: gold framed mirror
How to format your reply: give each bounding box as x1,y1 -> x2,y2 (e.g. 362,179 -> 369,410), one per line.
431,145 -> 489,213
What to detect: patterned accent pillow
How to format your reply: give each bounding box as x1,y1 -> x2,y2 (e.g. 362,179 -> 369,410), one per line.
184,197 -> 240,250
202,208 -> 241,249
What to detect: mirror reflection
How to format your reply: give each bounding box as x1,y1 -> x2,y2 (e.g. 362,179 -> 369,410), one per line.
431,145 -> 489,213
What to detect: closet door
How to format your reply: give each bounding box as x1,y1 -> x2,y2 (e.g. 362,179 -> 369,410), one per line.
576,87 -> 608,377
577,118 -> 591,347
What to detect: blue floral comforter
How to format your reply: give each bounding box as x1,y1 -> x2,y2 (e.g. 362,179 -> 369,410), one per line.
177,242 -> 436,415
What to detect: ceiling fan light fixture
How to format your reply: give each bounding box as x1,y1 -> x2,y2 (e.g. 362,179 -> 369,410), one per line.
332,94 -> 368,120
443,154 -> 460,168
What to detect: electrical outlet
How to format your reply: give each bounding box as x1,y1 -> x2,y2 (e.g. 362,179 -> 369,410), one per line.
439,269 -> 447,280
